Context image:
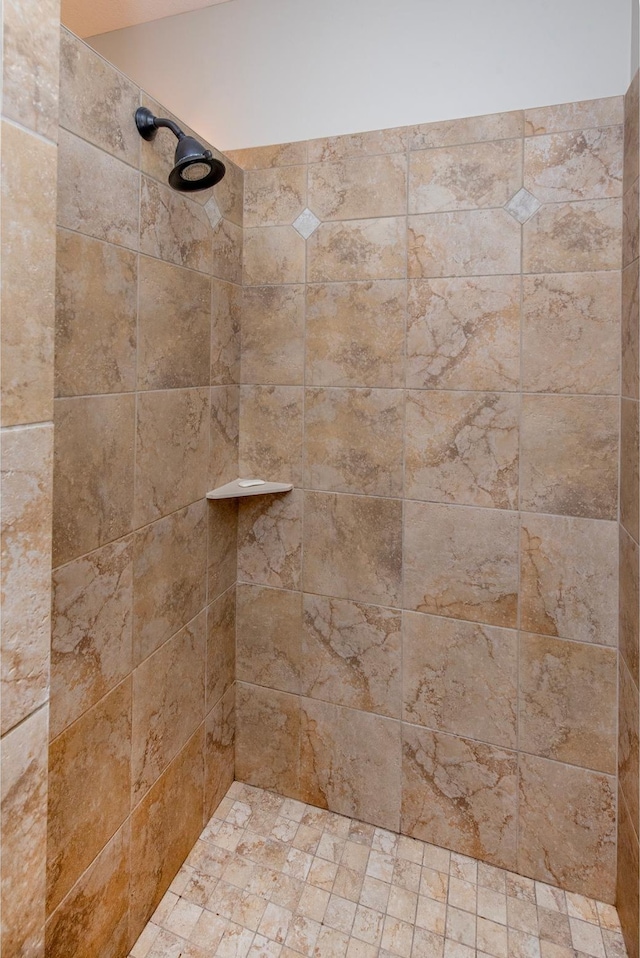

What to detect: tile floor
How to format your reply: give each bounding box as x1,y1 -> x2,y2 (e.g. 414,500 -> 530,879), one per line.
129,782 -> 627,958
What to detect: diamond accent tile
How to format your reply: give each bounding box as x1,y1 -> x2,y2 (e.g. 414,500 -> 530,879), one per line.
293,207 -> 321,239
205,196 -> 222,229
504,188 -> 541,224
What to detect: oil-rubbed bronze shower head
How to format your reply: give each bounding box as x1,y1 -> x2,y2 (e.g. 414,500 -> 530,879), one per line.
135,106 -> 225,193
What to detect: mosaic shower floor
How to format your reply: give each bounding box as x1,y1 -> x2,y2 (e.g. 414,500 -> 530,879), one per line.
129,782 -> 626,958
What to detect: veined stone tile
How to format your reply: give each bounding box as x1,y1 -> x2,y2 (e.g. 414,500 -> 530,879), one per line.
205,685 -> 235,820
621,398 -> 640,541
618,658 -> 639,831
239,385 -> 303,486
212,218 -> 244,285
524,127 -> 623,202
307,218 -> 406,283
244,166 -> 307,228
408,209 -> 521,277
140,176 -> 210,273
623,176 -> 640,267
523,198 -> 622,273
308,126 -> 410,162
206,587 -> 236,710
227,141 -> 307,170
619,526 -> 639,685
524,97 -> 624,136
212,279 -> 242,387
235,684 -> 300,796
3,0 -> 60,139
237,489 -> 302,591
210,384 -> 240,491
207,498 -> 238,603
243,226 -> 305,285
309,153 -> 407,220
409,140 -> 521,214
237,584 -> 302,695
622,260 -> 639,400
624,71 -> 639,193
410,111 -> 523,150
241,286 -> 305,385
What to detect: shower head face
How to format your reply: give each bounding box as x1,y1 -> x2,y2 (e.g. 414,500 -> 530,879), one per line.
169,135 -> 226,192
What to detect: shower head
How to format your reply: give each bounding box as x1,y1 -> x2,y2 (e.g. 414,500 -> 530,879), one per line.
135,106 -> 225,193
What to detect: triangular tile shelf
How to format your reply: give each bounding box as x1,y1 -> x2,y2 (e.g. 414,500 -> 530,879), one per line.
206,478 -> 293,500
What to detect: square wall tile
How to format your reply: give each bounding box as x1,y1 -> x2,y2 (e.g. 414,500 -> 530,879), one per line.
408,210 -> 520,278
401,725 -> 517,870
301,593 -> 401,718
309,126 -> 409,161
620,526 -> 639,685
1,424 -> 53,734
402,612 -> 517,749
228,140 -> 307,170
520,514 -> 618,646
308,153 -> 407,220
624,71 -> 639,192
205,685 -> 235,820
519,632 -> 617,773
409,139 -> 521,214
3,0 -> 60,139
524,97 -> 623,136
239,385 -> 303,485
519,395 -> 618,519
307,218 -> 406,283
524,127 -> 623,202
624,177 -> 640,267
622,260 -> 639,400
140,176 -> 211,272
244,166 -> 307,227
235,683 -> 300,796
303,492 -> 402,608
237,583 -> 302,694
53,394 -> 135,567
210,385 -> 240,490
55,229 -> 137,397
304,387 -> 404,497
523,199 -> 622,273
300,699 -> 401,831
238,489 -> 302,591
305,280 -> 406,388
410,110 -> 523,149
405,391 -> 519,509
407,276 -> 520,391
619,658 -> 639,830
207,498 -> 238,602
617,790 -> 640,958
403,502 -> 518,628
212,218 -> 244,284
621,398 -> 640,542
211,279 -> 241,386
243,225 -> 305,285
206,587 -> 236,709
517,754 -> 616,902
241,285 -> 305,385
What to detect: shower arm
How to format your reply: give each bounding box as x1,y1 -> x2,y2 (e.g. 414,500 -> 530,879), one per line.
135,107 -> 185,142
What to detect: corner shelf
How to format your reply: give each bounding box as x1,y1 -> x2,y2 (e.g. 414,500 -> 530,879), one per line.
206,478 -> 293,500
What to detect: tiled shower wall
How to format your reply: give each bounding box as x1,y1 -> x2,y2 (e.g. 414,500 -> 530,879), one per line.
0,0 -> 60,953
618,67 -> 640,958
229,98 -> 624,904
44,28 -> 242,955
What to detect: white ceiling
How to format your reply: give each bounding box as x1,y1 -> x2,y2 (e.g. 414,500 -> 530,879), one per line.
61,0 -> 234,38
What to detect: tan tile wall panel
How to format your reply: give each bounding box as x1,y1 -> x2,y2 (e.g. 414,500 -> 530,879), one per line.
44,27 -> 242,954
0,0 -> 60,953
619,68 -> 640,958
235,96 -> 625,906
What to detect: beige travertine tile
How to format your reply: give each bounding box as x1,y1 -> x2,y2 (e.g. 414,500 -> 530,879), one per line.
619,526 -> 639,685
301,594 -> 401,718
308,153 -> 407,220
59,29 -> 140,165
243,226 -> 306,285
132,612 -> 206,801
409,140 -> 521,213
403,502 -> 518,628
405,390 -> 519,509
1,424 -> 53,734
45,820 -> 130,958
55,229 -> 137,396
402,612 -> 517,749
244,166 -> 307,227
524,98 -> 624,136
402,725 -> 517,870
237,584 -> 302,694
410,111 -> 523,150
517,754 -> 616,902
623,177 -> 640,267
140,176 -> 210,272
242,286 -> 305,385
215,157 -> 244,227
227,141 -> 307,170
206,587 -> 236,708
210,384 -> 240,490
239,385 -> 303,485
618,658 -> 639,830
520,514 -> 618,646
303,492 -> 402,608
305,280 -> 406,388
212,279 -> 241,386
622,260 -> 639,400
205,685 -> 235,819
304,388 -> 404,497
524,127 -> 623,202
3,0 -> 59,139
617,790 -> 639,958
408,210 -> 520,277
236,684 -> 300,796
212,218 -> 244,284
406,276 -> 520,391
47,678 -> 132,913
137,257 -> 211,390
130,728 -> 204,938
133,500 -> 207,664
522,272 -> 620,395
522,199 -> 622,273
519,632 -> 617,773
237,489 -> 302,591
50,537 -> 133,739
307,218 -> 406,283
57,129 -> 139,250
53,394 -> 135,567
134,387 -> 209,526
207,498 -> 238,602
300,699 -> 401,831
621,399 -> 640,541
519,395 -> 618,519
1,121 -> 56,426
309,127 -> 409,162
0,707 -> 48,957
624,71 -> 639,193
